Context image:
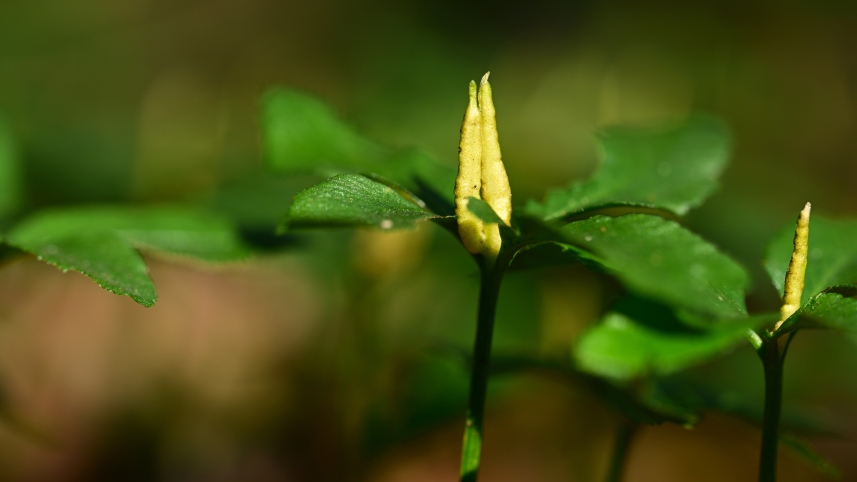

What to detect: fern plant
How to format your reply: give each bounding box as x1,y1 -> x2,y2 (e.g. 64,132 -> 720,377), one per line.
261,73 -> 857,481
1,71 -> 855,481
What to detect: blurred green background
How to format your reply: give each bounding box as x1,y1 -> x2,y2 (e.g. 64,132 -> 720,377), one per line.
0,0 -> 856,480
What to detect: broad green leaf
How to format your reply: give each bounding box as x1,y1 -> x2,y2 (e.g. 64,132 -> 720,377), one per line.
283,174 -> 439,230
5,207 -> 249,306
0,116 -> 22,221
262,88 -> 456,214
562,214 -> 749,320
575,312 -> 769,380
778,285 -> 857,334
765,216 -> 857,302
262,88 -> 387,173
8,232 -> 156,306
8,207 -> 249,262
526,116 -> 730,221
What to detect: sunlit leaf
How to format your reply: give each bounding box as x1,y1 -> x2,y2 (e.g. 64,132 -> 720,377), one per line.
575,312 -> 769,380
10,232 -> 156,306
5,207 -> 248,306
262,88 -> 455,214
283,174 -> 439,231
562,214 -> 749,320
526,116 -> 730,221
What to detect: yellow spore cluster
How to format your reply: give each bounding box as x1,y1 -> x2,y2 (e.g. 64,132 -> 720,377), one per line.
775,202 -> 811,330
454,73 -> 512,260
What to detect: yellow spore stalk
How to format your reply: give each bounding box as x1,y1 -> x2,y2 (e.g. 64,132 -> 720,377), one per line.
478,73 -> 512,259
775,202 -> 811,331
455,81 -> 486,254
454,73 -> 513,261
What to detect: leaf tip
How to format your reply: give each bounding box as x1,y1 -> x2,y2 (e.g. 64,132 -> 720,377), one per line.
135,297 -> 157,308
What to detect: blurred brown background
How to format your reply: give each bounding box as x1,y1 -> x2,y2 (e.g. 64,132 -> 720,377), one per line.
0,0 -> 856,480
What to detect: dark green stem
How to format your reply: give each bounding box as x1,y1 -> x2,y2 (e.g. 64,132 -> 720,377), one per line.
459,261 -> 505,482
758,336 -> 786,482
604,420 -> 637,482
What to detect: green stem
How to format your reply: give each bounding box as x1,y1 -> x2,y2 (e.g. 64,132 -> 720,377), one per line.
758,337 -> 786,482
459,261 -> 505,482
604,420 -> 637,482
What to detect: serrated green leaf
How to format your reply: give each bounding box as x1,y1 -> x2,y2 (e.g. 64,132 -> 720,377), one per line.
778,285 -> 857,334
262,88 -> 456,214
8,207 -> 249,262
526,116 -> 730,221
765,216 -> 857,302
562,214 -> 749,320
11,232 -> 156,306
283,174 -> 439,231
0,116 -> 22,221
5,206 -> 248,306
575,312 -> 769,380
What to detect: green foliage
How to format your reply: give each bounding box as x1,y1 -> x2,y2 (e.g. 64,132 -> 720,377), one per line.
575,312 -> 771,380
10,231 -> 157,306
263,88 -> 387,173
766,216 -> 857,334
263,88 -> 456,213
268,91 -> 760,417
562,214 -> 749,320
526,116 -> 730,221
4,207 -> 248,306
283,174 -> 440,231
779,286 -> 857,334
0,117 -> 22,222
0,70 -> 847,482
766,216 -> 857,299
